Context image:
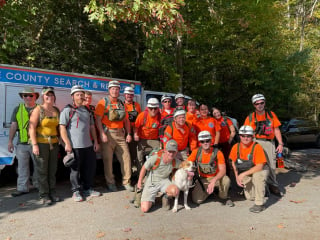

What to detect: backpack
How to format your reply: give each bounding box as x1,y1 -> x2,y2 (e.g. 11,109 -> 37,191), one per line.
103,97 -> 126,122
150,149 -> 176,170
159,114 -> 174,141
248,110 -> 273,136
127,101 -> 139,123
195,147 -> 218,175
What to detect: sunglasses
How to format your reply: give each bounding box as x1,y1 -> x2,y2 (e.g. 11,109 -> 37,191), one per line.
23,94 -> 34,98
148,107 -> 158,111
200,140 -> 211,144
254,101 -> 265,106
240,135 -> 253,138
163,100 -> 171,103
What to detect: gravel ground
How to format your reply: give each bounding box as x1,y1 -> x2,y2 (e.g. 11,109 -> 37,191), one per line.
0,149 -> 319,240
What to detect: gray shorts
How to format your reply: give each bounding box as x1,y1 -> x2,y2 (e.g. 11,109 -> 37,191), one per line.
141,178 -> 172,203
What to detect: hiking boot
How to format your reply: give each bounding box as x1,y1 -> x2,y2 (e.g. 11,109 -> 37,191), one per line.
249,204 -> 266,213
107,184 -> 118,192
40,197 -> 53,206
123,184 -> 134,192
83,189 -> 102,197
72,191 -> 83,202
11,191 -> 28,197
50,195 -> 61,202
224,199 -> 235,207
133,188 -> 142,208
162,195 -> 171,211
269,185 -> 282,197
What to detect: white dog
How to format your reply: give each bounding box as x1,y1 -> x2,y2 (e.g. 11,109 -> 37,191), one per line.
172,161 -> 196,213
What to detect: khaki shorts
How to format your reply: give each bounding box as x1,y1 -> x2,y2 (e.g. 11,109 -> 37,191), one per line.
141,178 -> 172,203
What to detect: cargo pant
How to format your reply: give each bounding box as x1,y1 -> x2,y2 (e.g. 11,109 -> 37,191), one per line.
192,175 -> 230,204
35,143 -> 59,198
256,139 -> 278,187
241,169 -> 268,205
15,143 -> 38,192
101,129 -> 131,185
137,139 -> 160,173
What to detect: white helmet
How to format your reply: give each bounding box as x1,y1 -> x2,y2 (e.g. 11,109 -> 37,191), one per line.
147,98 -> 160,108
251,94 -> 265,104
161,94 -> 171,102
198,131 -> 212,141
239,125 -> 254,135
124,86 -> 134,95
175,93 -> 184,100
108,80 -> 120,89
173,109 -> 186,118
70,85 -> 85,95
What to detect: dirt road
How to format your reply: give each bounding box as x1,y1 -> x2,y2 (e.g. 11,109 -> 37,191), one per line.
0,149 -> 319,240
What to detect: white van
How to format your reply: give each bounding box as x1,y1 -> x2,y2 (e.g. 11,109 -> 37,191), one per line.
0,64 -> 193,173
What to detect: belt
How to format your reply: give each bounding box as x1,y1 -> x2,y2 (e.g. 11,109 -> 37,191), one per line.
255,138 -> 273,142
108,128 -> 124,133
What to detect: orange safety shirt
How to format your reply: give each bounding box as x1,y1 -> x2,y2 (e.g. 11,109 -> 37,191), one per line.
244,111 -> 281,140
163,122 -> 197,151
193,117 -> 221,145
186,112 -> 199,126
135,111 -> 160,140
229,142 -> 267,165
160,108 -> 175,119
95,97 -> 128,129
125,101 -> 141,128
188,147 -> 225,178
216,117 -> 233,143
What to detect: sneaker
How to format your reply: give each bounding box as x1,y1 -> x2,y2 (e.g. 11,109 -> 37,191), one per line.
11,191 -> 28,197
107,184 -> 118,192
72,191 -> 83,202
162,195 -> 171,211
40,197 -> 53,206
83,189 -> 101,197
249,204 -> 266,213
123,184 -> 134,192
224,199 -> 235,207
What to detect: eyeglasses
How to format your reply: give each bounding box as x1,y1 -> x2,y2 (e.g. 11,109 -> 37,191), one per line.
200,140 -> 211,144
23,94 -> 34,98
240,135 -> 253,138
254,101 -> 265,106
163,100 -> 171,103
148,107 -> 158,111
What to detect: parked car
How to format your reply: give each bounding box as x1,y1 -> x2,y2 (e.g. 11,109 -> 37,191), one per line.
280,117 -> 320,148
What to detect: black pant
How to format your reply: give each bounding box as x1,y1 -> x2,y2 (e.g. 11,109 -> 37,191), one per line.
70,147 -> 96,192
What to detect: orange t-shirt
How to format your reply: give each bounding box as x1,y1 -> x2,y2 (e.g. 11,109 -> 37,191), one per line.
135,111 -> 160,140
94,97 -> 128,129
160,108 -> 175,118
186,112 -> 199,126
229,142 -> 267,165
216,117 -> 233,143
193,117 -> 221,145
244,111 -> 281,140
188,147 -> 225,178
125,101 -> 141,128
163,122 -> 197,151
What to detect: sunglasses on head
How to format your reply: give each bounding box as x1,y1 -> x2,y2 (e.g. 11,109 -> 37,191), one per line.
254,101 -> 265,106
240,135 -> 253,138
200,140 -> 211,144
148,107 -> 158,111
43,86 -> 54,90
23,94 -> 34,98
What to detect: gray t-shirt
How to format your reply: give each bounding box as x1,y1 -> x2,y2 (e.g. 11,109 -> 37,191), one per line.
59,105 -> 94,149
10,104 -> 36,144
144,152 -> 180,183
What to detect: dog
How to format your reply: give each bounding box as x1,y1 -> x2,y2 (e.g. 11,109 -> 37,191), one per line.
172,160 -> 196,213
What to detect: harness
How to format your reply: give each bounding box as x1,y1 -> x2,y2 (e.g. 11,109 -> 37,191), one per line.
103,96 -> 126,122
151,149 -> 176,170
248,111 -> 273,137
127,101 -> 139,123
195,147 -> 218,175
63,104 -> 90,129
234,142 -> 257,173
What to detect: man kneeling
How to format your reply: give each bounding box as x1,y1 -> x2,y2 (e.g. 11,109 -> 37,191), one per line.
137,140 -> 180,213
229,125 -> 269,213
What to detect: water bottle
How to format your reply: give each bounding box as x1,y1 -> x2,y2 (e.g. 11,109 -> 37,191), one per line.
276,152 -> 284,168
